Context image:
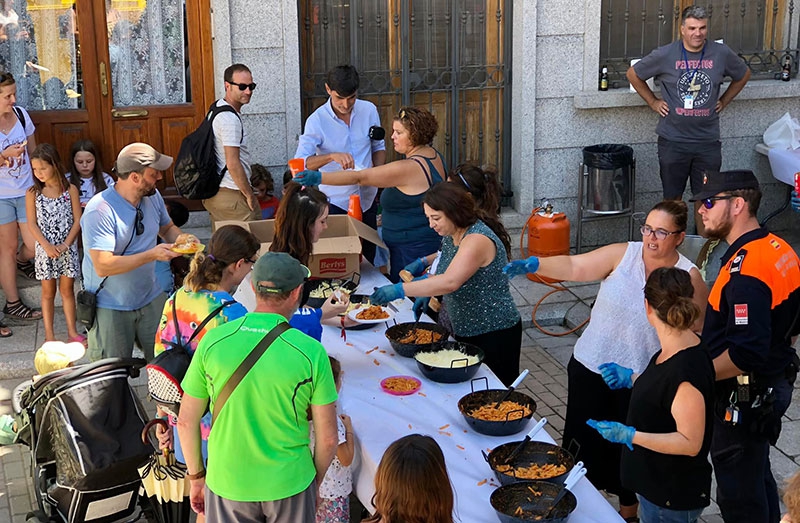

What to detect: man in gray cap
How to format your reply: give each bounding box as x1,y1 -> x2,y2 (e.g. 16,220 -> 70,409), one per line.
692,170 -> 800,522
81,142 -> 184,361
178,252 -> 338,521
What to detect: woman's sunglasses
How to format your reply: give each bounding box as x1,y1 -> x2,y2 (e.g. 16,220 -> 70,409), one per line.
701,195 -> 734,209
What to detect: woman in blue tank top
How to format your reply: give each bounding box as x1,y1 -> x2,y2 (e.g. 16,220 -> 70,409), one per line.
293,107 -> 445,282
370,183 -> 522,385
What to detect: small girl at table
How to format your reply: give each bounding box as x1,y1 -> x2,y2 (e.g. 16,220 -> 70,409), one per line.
25,144 -> 83,344
313,357 -> 355,523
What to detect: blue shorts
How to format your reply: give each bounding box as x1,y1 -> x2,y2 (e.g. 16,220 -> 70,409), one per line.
0,196 -> 27,225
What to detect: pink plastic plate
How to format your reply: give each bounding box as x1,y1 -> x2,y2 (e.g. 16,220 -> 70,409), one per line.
380,375 -> 422,396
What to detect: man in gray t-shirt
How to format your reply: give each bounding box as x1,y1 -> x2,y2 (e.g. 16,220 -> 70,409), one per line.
627,5 -> 749,230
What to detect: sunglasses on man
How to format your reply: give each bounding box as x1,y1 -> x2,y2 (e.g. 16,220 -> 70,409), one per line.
700,195 -> 735,209
230,82 -> 257,92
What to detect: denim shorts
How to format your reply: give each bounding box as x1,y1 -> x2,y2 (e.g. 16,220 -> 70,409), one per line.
0,196 -> 27,225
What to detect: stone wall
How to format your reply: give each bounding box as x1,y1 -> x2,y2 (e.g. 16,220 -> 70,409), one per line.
211,0 -> 800,249
508,0 -> 800,250
211,0 -> 302,190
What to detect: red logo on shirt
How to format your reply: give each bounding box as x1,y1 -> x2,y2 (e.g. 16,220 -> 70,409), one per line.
734,304 -> 748,325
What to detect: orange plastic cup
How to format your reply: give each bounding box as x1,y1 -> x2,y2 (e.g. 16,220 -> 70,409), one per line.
288,158 -> 305,175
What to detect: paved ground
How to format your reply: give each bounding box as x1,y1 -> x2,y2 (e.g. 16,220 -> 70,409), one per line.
0,219 -> 798,522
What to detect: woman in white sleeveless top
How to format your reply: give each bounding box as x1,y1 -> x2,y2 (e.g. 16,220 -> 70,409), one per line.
505,200 -> 707,522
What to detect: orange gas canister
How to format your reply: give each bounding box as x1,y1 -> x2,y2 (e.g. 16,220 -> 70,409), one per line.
520,203 -> 570,283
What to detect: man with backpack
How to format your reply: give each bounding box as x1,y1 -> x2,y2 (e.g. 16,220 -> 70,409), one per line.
201,63 -> 260,225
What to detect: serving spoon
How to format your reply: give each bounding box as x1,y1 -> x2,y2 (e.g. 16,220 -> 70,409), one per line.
493,369 -> 529,408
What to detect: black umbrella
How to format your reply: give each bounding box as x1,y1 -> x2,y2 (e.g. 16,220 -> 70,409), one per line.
138,419 -> 191,523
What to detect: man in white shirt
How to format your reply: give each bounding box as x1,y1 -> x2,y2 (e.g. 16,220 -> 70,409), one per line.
202,63 -> 260,225
295,65 -> 386,262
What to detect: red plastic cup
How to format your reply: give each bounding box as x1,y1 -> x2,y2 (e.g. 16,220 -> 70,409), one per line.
348,194 -> 362,221
288,158 -> 305,175
795,172 -> 800,195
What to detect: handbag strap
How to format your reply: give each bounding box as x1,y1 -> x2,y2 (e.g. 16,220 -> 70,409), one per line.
212,321 -> 292,425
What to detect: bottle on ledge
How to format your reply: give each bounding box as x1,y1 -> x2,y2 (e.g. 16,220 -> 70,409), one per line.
781,56 -> 791,82
599,66 -> 609,91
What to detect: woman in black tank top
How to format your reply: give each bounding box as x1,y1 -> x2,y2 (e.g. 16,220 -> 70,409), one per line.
587,268 -> 714,523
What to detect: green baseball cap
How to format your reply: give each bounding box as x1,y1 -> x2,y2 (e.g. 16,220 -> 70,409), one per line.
253,252 -> 310,294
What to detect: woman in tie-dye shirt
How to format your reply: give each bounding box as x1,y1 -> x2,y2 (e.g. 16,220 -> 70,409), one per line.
153,225 -> 259,471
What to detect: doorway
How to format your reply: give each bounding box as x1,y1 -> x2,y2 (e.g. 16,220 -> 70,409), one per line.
0,0 -> 215,204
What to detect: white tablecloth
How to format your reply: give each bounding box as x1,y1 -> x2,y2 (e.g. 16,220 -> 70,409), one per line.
234,263 -> 623,523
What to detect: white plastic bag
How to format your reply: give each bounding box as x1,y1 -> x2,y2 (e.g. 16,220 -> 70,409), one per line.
763,112 -> 800,150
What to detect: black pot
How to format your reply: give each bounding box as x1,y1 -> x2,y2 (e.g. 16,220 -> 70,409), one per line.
414,341 -> 484,383
384,322 -> 449,358
485,441 -> 574,486
490,481 -> 577,523
457,382 -> 536,436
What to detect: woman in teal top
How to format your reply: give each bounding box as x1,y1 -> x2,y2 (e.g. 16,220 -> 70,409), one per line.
370,183 -> 522,385
293,107 -> 445,282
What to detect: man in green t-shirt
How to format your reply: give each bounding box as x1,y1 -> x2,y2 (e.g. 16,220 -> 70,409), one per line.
177,252 -> 338,521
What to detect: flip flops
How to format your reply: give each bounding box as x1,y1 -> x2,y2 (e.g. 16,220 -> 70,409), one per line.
0,321 -> 10,338
68,334 -> 88,347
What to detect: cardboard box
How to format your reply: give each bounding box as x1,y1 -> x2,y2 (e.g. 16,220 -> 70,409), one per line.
216,215 -> 387,279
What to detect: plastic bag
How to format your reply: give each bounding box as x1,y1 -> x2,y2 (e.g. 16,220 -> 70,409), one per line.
763,112 -> 800,150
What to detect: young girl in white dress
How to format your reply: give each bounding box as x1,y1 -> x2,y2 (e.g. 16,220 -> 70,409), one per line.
24,144 -> 83,344
311,357 -> 355,523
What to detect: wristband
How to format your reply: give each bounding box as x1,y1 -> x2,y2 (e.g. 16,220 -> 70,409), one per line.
186,469 -> 206,480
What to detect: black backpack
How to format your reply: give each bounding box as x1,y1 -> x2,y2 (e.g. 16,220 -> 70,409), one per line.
146,297 -> 235,415
172,102 -> 243,200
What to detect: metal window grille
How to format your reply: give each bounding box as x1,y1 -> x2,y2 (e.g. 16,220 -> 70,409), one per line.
599,0 -> 799,88
298,0 -> 513,201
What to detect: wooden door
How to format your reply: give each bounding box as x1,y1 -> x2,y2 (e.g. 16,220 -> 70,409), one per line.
4,0 -> 214,207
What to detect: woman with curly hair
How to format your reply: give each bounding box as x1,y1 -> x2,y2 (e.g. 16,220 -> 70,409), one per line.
370,182 -> 521,385
294,106 -> 445,282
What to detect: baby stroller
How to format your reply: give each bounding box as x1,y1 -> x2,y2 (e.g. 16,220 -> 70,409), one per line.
13,358 -> 154,523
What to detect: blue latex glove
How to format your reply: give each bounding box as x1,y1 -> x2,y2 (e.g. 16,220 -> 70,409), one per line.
412,297 -> 431,321
502,256 -> 540,279
598,362 -> 634,390
370,283 -> 405,305
792,190 -> 800,213
404,257 -> 429,277
587,419 -> 635,450
292,169 -> 322,186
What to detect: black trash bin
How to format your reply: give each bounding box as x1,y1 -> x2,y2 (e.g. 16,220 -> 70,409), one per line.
581,144 -> 635,214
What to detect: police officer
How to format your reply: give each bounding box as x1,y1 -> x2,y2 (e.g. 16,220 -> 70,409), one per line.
691,170 -> 800,523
